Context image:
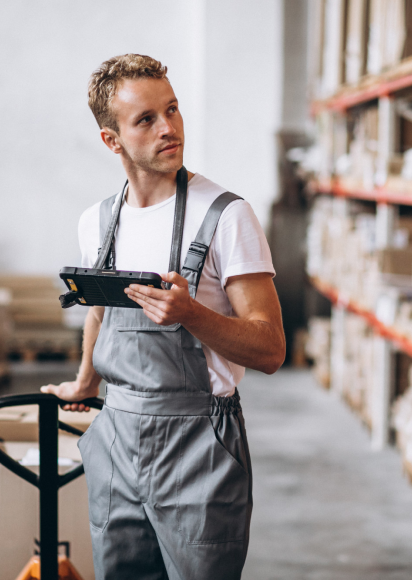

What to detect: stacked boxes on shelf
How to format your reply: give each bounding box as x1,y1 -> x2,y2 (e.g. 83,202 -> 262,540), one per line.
392,364 -> 412,480
308,1 -> 412,198
308,196 -> 412,316
312,0 -> 412,102
0,288 -> 12,380
339,314 -> 375,428
305,312 -> 374,427
307,197 -> 379,310
0,276 -> 81,362
305,317 -> 331,389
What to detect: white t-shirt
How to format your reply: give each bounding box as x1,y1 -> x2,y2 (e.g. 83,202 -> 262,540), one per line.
78,173 -> 275,396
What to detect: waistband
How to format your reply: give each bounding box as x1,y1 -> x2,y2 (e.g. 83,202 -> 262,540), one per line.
104,384 -> 241,417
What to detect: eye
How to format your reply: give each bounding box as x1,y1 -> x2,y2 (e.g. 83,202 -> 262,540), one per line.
138,115 -> 152,125
169,106 -> 177,113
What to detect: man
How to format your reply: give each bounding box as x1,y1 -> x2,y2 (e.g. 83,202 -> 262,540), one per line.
42,54 -> 285,580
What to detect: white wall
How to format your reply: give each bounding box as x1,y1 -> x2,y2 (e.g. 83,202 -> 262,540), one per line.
282,0 -> 309,132
0,0 -> 283,275
202,0 -> 284,226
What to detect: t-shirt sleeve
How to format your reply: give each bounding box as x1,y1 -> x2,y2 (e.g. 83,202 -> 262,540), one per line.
210,199 -> 276,289
78,202 -> 101,268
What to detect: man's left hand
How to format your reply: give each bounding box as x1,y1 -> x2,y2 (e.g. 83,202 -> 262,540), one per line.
125,272 -> 194,325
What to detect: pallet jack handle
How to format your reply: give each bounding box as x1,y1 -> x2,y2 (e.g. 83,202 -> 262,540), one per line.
0,393 -> 103,580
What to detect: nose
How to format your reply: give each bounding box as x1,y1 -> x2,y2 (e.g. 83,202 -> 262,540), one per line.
157,115 -> 176,138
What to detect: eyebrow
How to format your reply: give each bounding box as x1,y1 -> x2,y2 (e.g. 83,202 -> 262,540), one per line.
137,99 -> 178,120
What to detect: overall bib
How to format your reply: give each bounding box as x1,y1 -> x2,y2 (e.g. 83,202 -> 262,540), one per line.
78,168 -> 253,580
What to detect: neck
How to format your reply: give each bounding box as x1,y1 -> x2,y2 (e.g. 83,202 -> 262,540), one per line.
121,162 -> 195,208
123,166 -> 178,208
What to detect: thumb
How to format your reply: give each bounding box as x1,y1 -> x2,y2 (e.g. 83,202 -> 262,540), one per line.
40,385 -> 59,395
161,272 -> 187,288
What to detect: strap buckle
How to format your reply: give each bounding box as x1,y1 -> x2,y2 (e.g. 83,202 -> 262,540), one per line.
182,242 -> 209,274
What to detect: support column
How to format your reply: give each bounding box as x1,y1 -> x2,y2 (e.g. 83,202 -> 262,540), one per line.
330,304 -> 346,395
370,95 -> 397,449
371,336 -> 394,450
376,202 -> 395,249
376,96 -> 396,187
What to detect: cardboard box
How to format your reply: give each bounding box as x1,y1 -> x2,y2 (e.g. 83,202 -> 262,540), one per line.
345,0 -> 368,84
378,247 -> 412,275
0,406 -> 100,443
0,436 -> 94,580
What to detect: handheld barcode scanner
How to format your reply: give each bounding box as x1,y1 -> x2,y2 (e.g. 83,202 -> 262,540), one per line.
59,268 -> 163,309
59,179 -> 164,310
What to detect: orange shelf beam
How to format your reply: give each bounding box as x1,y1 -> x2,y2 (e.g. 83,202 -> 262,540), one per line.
312,179 -> 412,206
312,72 -> 412,113
310,276 -> 412,358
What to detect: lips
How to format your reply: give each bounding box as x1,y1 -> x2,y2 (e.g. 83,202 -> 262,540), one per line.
159,142 -> 180,154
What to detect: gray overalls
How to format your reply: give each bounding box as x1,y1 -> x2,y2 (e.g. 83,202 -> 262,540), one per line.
78,167 -> 253,580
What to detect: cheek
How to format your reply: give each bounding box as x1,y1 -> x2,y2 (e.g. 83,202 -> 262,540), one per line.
177,114 -> 184,135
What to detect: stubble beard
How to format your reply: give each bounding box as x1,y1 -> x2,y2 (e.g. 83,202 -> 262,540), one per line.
125,144 -> 184,176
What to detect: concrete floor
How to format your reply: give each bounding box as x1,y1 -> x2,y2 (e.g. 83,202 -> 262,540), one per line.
241,368 -> 412,580
2,365 -> 412,579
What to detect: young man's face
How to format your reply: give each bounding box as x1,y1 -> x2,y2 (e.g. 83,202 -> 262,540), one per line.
108,77 -> 184,174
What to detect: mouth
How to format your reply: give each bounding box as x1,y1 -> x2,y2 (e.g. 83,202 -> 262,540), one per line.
158,142 -> 180,155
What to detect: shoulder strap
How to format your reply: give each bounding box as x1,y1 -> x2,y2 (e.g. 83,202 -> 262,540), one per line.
181,191 -> 242,296
93,181 -> 128,270
99,194 -> 118,246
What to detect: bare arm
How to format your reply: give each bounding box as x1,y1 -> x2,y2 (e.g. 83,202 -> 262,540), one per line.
125,272 -> 285,374
40,306 -> 104,410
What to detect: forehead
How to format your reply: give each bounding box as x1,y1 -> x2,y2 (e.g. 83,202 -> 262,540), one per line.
112,78 -> 176,115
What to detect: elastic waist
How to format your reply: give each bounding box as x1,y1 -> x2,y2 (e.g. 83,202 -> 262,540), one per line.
105,384 -> 241,417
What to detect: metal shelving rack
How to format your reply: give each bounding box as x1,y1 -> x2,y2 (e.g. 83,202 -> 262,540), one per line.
308,6 -> 412,451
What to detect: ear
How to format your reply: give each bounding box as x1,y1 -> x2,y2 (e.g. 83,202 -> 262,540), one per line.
100,127 -> 122,154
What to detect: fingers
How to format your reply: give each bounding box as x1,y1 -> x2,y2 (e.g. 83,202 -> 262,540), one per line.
124,273 -> 187,300
41,384 -> 90,412
140,303 -> 168,325
125,284 -> 165,300
61,403 -> 90,412
124,273 -> 190,326
126,290 -> 169,311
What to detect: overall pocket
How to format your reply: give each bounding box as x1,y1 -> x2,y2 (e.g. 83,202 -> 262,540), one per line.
177,415 -> 250,544
115,309 -> 185,390
78,406 -> 116,532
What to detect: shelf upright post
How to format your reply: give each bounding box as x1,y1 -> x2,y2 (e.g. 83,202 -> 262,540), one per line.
318,110 -> 334,185
371,334 -> 394,450
376,95 -> 396,188
329,194 -> 349,394
371,95 -> 397,450
330,303 -> 346,395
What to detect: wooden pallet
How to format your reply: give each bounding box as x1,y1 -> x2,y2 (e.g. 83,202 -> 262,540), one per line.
7,327 -> 81,362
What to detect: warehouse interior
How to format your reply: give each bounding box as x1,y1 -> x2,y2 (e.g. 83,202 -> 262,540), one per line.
3,0 -> 412,578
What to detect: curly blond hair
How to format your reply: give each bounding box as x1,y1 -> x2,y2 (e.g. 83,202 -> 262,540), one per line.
88,54 -> 168,132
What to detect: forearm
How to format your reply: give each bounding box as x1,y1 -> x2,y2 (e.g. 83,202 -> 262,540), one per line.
76,306 -> 104,394
182,300 -> 285,374
125,272 -> 286,374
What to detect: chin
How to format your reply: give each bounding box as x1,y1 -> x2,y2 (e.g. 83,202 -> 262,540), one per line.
155,156 -> 184,174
